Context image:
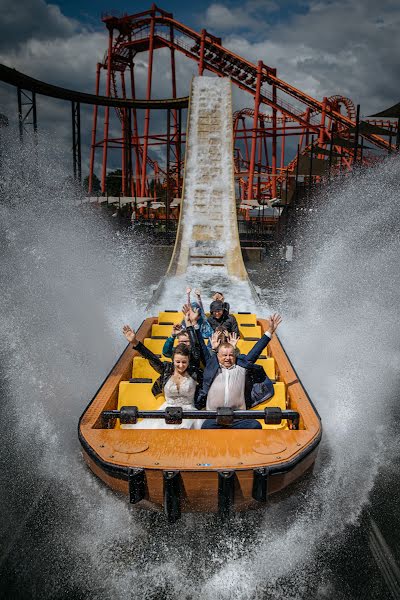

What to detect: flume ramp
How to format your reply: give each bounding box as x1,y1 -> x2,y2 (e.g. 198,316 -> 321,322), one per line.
166,76 -> 248,280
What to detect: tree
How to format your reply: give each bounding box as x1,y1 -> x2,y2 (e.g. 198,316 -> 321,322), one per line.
83,173 -> 101,194
106,169 -> 122,197
149,178 -> 166,199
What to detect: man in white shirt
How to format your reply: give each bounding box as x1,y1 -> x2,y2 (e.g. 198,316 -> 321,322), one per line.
190,309 -> 282,428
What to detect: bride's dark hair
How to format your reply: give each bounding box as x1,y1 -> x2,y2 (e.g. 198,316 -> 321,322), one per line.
173,343 -> 191,358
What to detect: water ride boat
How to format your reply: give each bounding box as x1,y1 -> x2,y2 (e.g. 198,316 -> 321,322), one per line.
78,309 -> 322,521
79,77 -> 321,521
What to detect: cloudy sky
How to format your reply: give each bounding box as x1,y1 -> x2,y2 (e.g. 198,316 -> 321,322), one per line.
0,0 -> 399,178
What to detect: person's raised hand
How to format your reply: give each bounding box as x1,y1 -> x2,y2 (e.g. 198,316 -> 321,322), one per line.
227,332 -> 239,347
122,324 -> 138,346
186,287 -> 192,294
189,305 -> 200,323
182,304 -> 191,326
268,313 -> 282,335
212,292 -> 224,302
211,330 -> 221,350
172,323 -> 182,336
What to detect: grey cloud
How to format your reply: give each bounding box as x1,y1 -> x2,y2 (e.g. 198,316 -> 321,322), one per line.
0,0 -> 80,51
214,0 -> 400,115
204,2 -> 271,32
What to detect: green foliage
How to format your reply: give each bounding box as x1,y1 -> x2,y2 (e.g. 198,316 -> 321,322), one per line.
83,173 -> 101,194
149,178 -> 166,200
106,169 -> 122,197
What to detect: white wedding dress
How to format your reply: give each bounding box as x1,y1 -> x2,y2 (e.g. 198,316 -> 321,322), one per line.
123,375 -> 199,430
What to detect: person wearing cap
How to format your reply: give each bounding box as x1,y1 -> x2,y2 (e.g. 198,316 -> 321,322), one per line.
207,300 -> 239,335
161,322 -> 201,368
211,291 -> 230,314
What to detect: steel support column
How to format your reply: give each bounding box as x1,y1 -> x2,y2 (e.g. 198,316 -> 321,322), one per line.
120,71 -> 127,197
129,59 -> 142,197
17,87 -> 38,141
319,96 -> 327,145
140,12 -> 156,197
199,29 -> 206,75
166,108 -> 171,238
352,104 -> 360,169
271,68 -> 277,198
280,115 -> 286,170
247,60 -> 262,201
169,23 -> 180,195
88,62 -> 101,194
101,27 -> 114,194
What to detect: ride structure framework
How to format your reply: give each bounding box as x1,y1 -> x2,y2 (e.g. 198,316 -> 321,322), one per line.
89,4 -> 395,208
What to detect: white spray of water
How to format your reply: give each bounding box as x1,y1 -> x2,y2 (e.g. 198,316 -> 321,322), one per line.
195,158 -> 400,599
2,131 -> 400,599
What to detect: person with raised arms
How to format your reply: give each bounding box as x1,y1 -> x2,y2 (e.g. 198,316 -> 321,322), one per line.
186,305 -> 282,429
122,308 -> 203,429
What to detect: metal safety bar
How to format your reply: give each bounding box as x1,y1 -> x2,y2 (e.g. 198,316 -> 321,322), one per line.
102,406 -> 300,428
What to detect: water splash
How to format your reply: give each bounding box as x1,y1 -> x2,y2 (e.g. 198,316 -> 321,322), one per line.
1,130 -> 400,599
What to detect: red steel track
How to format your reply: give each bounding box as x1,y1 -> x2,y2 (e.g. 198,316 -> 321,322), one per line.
89,4 -> 395,202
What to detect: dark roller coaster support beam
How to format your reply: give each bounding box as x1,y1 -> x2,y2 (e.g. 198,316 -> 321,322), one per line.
71,101 -> 81,182
17,87 -> 37,142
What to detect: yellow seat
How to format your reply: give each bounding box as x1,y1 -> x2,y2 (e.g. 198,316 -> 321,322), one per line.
144,338 -> 167,355
152,324 -> 174,337
255,357 -> 276,379
117,380 -> 165,429
132,356 -> 161,380
158,311 -> 183,324
237,339 -> 257,354
239,324 -> 261,339
118,380 -> 156,409
252,382 -> 288,430
232,312 -> 257,326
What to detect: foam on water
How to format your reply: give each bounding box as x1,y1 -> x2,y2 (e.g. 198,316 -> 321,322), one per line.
1,130 -> 400,599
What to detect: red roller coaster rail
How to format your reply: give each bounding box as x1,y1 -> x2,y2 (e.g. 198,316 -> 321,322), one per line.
89,4 -> 395,205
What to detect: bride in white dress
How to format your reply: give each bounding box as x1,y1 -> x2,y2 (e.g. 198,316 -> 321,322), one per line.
122,323 -> 201,430
138,374 -> 198,430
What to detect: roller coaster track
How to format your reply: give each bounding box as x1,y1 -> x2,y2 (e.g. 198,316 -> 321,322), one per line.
0,63 -> 188,109
232,96 -> 357,197
104,14 -> 391,152
233,96 -> 357,127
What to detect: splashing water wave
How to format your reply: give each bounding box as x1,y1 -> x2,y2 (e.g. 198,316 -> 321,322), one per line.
1,131 -> 400,599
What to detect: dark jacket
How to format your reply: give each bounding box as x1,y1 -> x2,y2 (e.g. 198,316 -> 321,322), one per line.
133,327 -> 203,399
194,327 -> 271,409
161,325 -> 201,367
207,312 -> 239,335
